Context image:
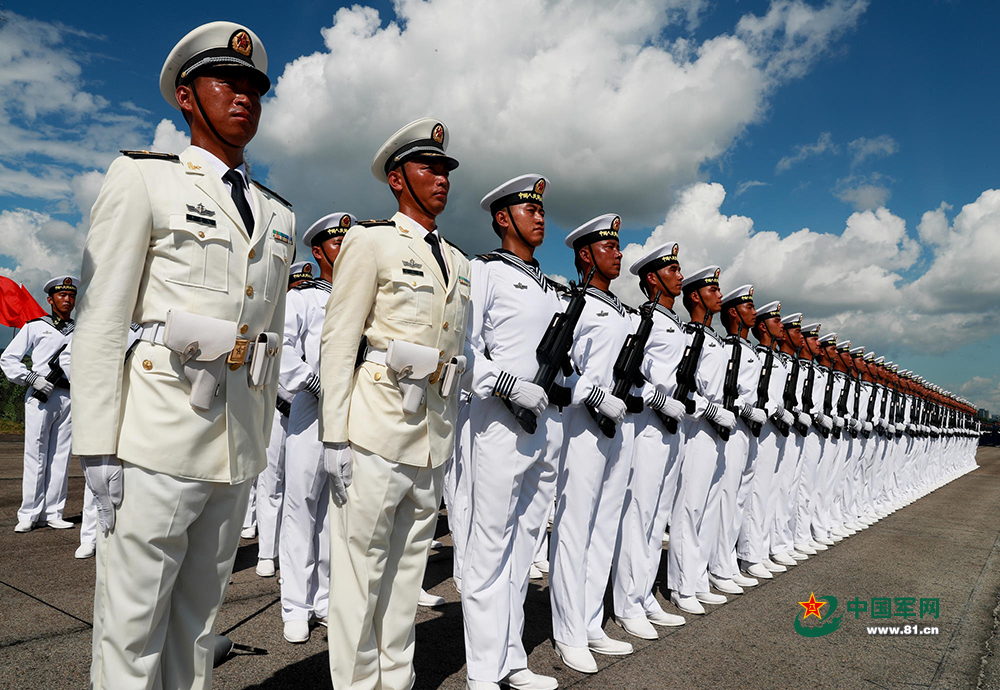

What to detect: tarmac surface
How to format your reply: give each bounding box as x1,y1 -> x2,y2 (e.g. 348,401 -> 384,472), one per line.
1,436 -> 999,689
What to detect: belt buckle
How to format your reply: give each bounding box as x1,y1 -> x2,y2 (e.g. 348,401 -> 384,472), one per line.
228,338 -> 251,369
428,361 -> 445,385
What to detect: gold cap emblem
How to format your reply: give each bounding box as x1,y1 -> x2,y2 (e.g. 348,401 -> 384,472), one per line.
231,30 -> 253,57
533,178 -> 546,195
611,216 -> 621,232
431,123 -> 444,144
340,214 -> 352,228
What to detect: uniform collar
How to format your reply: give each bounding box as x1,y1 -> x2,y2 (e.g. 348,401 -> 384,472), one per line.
586,286 -> 626,317
492,248 -> 546,290
394,211 -> 439,240
190,145 -> 248,185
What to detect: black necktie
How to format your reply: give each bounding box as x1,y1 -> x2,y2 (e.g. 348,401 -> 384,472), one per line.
424,232 -> 449,282
223,169 -> 254,236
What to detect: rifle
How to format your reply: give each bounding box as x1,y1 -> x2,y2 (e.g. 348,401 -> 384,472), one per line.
865,376 -> 878,439
748,342 -> 775,438
717,334 -> 743,441
671,311 -> 712,435
511,266 -> 596,434
31,343 -> 69,403
783,345 -> 808,435
590,291 -> 661,438
850,366 -> 862,439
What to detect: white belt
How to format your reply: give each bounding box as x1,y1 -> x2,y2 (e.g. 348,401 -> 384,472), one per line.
364,347 -> 387,367
138,322 -> 166,346
139,321 -> 263,368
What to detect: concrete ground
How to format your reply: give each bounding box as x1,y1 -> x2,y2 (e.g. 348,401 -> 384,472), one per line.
1,436 -> 999,689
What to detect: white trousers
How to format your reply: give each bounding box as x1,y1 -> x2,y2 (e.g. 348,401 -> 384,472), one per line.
81,477 -> 98,545
737,423 -> 783,564
792,431 -> 823,546
19,390 -> 72,523
771,431 -> 803,555
328,445 -> 444,690
256,409 -> 288,559
462,397 -> 560,682
811,432 -> 841,539
279,392 -> 330,622
668,416 -> 726,597
443,399 -> 472,580
614,409 -> 684,618
91,463 -> 251,690
711,424 -> 750,581
550,405 -> 634,646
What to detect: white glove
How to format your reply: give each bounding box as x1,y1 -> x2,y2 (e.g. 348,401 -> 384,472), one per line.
778,409 -> 794,428
819,414 -> 833,431
834,416 -> 845,429
797,412 -> 811,429
643,387 -> 685,422
587,385 -> 626,424
849,418 -> 860,432
740,404 -> 766,426
508,379 -> 548,418
863,421 -> 873,434
323,442 -> 354,507
705,402 -> 736,431
33,377 -> 55,396
81,455 -> 122,534
888,423 -> 896,434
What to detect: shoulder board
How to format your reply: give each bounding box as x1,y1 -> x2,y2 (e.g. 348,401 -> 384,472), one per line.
623,304 -> 638,315
120,150 -> 179,161
474,252 -> 503,263
292,280 -> 314,291
444,238 -> 469,257
682,322 -> 698,334
546,278 -> 570,295
359,219 -> 395,228
27,315 -> 54,327
251,180 -> 292,208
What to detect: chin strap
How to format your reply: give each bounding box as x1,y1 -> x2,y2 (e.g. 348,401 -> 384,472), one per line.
400,164 -> 433,219
503,205 -> 532,249
192,82 -> 240,150
583,242 -> 614,285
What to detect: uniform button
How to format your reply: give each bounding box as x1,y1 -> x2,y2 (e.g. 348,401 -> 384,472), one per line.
439,350 -> 445,358
246,286 -> 254,297
198,231 -> 205,238
240,324 -> 249,335
412,281 -> 417,287
142,359 -> 153,371
249,249 -> 256,260
447,295 -> 452,303
374,372 -> 381,381
443,321 -> 449,330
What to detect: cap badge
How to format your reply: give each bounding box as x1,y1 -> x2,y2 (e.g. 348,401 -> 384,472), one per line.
63,277 -> 72,285
776,302 -> 781,311
611,216 -> 621,232
431,124 -> 445,144
533,178 -> 546,195
714,268 -> 720,278
231,30 -> 253,57
340,214 -> 352,229
672,243 -> 679,255
303,264 -> 313,274
749,286 -> 754,296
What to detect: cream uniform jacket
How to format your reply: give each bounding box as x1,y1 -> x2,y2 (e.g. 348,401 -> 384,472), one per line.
319,211 -> 472,468
72,147 -> 295,484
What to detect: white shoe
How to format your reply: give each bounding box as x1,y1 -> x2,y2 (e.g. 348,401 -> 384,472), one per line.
533,559 -> 550,574
587,635 -> 633,656
454,576 -> 462,594
14,521 -> 33,533
845,522 -> 863,531
695,591 -> 727,605
418,589 -> 445,608
762,558 -> 787,573
505,668 -> 558,690
771,552 -> 796,567
44,517 -> 74,530
732,572 -> 758,587
815,537 -> 835,546
788,550 -> 809,561
671,592 -> 705,615
553,641 -> 597,673
240,526 -> 256,539
467,680 -> 500,690
794,543 -> 817,555
615,616 -> 658,640
75,542 -> 96,559
256,558 -> 276,577
708,575 -> 743,594
529,563 -> 543,580
808,540 -> 829,551
744,563 -> 773,580
646,609 -> 685,627
283,620 -> 309,643
313,614 -> 328,627
831,526 -> 849,537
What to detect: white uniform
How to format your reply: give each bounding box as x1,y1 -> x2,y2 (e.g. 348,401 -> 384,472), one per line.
1,315 -> 74,526
279,279 -> 332,623
667,323 -> 728,597
257,386 -> 290,560
461,250 -> 563,683
770,351 -> 805,556
792,359 -> 825,548
613,304 -> 686,620
550,286 -> 636,647
72,146 -> 294,690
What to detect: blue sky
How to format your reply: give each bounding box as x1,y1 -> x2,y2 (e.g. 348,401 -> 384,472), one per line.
1,0 -> 998,411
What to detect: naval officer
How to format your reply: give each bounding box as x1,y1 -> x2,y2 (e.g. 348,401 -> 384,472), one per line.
1,276 -> 78,533
319,118 -> 471,690
71,22 -> 294,689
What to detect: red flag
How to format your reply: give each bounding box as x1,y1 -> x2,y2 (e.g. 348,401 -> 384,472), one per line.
0,277 -> 47,328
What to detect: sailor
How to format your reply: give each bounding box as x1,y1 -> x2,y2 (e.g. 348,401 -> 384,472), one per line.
612,242 -> 689,640
826,340 -> 858,539
666,266 -> 736,615
736,301 -> 794,580
708,284 -> 765,595
319,118 -> 471,690
461,174 -> 562,690
278,213 -> 353,642
1,276 -> 77,533
71,22 -> 294,689
550,214 -> 635,673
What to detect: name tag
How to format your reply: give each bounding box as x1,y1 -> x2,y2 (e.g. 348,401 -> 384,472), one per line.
186,214 -> 216,227
403,268 -> 424,277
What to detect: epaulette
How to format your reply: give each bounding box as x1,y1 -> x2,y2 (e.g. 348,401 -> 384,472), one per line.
292,280 -> 315,290
444,238 -> 469,257
27,316 -> 53,327
359,219 -> 395,228
546,278 -> 570,294
120,150 -> 179,161
623,304 -> 638,316
474,252 -> 503,263
251,180 -> 292,208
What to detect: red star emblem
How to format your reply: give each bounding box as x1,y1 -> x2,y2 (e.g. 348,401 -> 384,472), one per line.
798,592 -> 826,620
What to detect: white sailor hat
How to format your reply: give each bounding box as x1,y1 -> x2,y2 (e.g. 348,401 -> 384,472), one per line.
304,212 -> 358,247
874,356 -> 885,365
629,241 -> 681,276
289,261 -> 316,284
886,360 -> 894,368
481,174 -> 548,214
849,345 -> 865,356
160,22 -> 270,110
818,332 -> 837,345
780,312 -> 803,329
864,351 -> 876,362
720,284 -> 753,309
371,118 -> 459,184
756,300 -> 782,323
681,265 -> 721,295
44,275 -> 79,294
566,214 -> 621,250
836,340 -> 852,352
801,322 -> 821,338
